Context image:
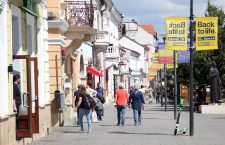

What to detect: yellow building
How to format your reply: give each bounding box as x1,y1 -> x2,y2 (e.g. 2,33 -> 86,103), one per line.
46,0 -> 96,127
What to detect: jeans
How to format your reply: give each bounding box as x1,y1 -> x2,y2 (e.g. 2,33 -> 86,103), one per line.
133,108 -> 142,125
117,105 -> 126,125
96,109 -> 103,121
79,108 -> 91,130
156,95 -> 160,104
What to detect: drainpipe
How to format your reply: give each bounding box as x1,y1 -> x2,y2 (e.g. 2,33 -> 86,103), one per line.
92,41 -> 95,88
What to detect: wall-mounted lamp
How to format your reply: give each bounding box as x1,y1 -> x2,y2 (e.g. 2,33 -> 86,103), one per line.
8,64 -> 13,73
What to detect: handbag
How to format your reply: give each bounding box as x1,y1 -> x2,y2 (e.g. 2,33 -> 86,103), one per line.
91,111 -> 98,123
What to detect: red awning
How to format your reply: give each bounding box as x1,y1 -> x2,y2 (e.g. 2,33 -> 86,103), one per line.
86,66 -> 103,76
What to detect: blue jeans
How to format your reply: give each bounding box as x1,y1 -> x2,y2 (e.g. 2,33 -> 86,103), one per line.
133,108 -> 142,125
117,105 -> 126,125
79,108 -> 91,130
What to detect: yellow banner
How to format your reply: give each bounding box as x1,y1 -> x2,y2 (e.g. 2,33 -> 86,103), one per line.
196,17 -> 218,51
166,17 -> 188,50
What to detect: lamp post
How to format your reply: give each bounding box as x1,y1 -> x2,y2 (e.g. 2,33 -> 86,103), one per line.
164,64 -> 167,112
189,0 -> 194,136
174,50 -> 177,119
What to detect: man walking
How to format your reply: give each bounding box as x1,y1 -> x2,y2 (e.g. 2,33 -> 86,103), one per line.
115,83 -> 129,126
129,84 -> 145,126
96,83 -> 105,103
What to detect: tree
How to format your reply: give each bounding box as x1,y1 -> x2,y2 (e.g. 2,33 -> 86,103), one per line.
176,1 -> 225,87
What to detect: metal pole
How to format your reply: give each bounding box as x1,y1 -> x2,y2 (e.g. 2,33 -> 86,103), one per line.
174,50 -> 177,119
160,69 -> 163,107
189,0 -> 194,136
92,43 -> 95,88
164,64 -> 167,112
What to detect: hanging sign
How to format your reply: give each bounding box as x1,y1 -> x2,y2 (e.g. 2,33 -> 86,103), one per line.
196,17 -> 218,51
165,17 -> 188,50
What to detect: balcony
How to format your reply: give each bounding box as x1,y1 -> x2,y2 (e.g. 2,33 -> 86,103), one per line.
105,46 -> 120,58
94,31 -> 109,52
65,0 -> 94,27
47,2 -> 69,33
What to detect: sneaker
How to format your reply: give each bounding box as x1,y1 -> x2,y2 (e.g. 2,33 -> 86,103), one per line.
138,122 -> 142,125
121,124 -> 125,127
116,123 -> 120,126
134,123 -> 137,126
79,129 -> 84,133
87,129 -> 92,133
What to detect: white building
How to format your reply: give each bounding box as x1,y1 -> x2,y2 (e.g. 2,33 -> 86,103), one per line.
93,0 -> 123,102
125,21 -> 158,86
119,36 -> 145,87
0,0 -> 8,118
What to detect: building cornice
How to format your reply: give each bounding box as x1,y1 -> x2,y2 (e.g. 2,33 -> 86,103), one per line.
48,38 -> 65,47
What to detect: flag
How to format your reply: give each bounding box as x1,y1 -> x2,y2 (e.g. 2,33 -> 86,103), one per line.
178,51 -> 190,63
158,49 -> 173,64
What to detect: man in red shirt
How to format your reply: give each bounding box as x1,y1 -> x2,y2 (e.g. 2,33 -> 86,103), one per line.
115,83 -> 128,126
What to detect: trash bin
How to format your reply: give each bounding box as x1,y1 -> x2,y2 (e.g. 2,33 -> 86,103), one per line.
180,97 -> 184,106
54,90 -> 65,109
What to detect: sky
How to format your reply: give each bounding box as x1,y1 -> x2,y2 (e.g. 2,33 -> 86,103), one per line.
113,0 -> 225,35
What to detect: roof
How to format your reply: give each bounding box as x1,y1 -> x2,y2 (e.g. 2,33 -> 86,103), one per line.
140,24 -> 157,37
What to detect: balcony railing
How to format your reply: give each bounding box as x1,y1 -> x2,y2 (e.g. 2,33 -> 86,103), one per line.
105,47 -> 119,58
23,0 -> 36,13
64,0 -> 94,27
94,31 -> 108,42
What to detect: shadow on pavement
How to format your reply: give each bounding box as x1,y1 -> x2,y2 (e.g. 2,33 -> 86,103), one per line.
108,131 -> 173,136
100,124 -> 134,127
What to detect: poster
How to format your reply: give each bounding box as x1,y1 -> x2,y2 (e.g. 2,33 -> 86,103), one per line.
166,17 -> 188,50
196,17 -> 218,51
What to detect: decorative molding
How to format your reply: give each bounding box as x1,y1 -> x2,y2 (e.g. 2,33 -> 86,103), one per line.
48,38 -> 65,47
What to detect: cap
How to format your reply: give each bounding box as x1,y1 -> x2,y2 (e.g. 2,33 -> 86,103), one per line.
119,83 -> 124,87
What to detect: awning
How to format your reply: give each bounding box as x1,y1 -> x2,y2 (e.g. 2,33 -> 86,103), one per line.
86,66 -> 103,76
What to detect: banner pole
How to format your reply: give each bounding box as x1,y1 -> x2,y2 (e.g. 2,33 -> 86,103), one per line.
189,0 -> 194,136
174,50 -> 177,120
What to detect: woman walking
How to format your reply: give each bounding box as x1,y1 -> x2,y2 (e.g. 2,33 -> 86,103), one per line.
74,85 -> 95,133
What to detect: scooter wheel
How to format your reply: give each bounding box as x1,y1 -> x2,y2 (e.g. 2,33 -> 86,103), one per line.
174,129 -> 177,135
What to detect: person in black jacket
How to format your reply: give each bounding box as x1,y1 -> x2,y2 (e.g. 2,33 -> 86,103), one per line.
13,74 -> 21,115
128,84 -> 145,126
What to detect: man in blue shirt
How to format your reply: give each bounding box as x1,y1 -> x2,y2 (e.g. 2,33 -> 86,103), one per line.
96,83 -> 105,121
96,83 -> 105,103
128,84 -> 145,126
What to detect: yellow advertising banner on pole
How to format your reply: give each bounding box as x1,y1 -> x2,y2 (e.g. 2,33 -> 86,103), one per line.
166,17 -> 188,51
196,17 -> 218,51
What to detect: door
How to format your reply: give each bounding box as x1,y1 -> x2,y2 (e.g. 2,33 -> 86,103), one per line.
13,55 -> 32,137
30,57 -> 39,133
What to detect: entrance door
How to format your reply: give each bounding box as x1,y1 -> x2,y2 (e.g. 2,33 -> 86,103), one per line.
30,57 -> 39,133
13,55 -> 32,137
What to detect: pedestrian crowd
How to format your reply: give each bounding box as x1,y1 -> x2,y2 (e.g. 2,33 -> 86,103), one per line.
72,82 -> 156,133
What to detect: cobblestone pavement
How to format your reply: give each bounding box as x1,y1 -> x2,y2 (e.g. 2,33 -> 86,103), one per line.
30,103 -> 225,145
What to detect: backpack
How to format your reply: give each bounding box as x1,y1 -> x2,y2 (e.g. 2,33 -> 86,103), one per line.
81,93 -> 97,109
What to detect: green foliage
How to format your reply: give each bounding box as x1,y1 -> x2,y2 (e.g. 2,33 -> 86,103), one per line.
176,1 -> 225,86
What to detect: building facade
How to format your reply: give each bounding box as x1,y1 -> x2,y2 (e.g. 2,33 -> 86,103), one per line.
0,0 -> 51,145
93,0 -> 123,102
